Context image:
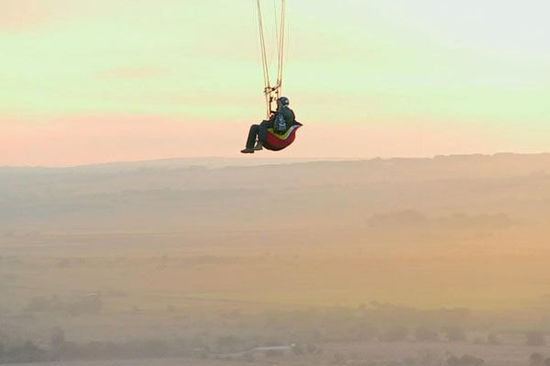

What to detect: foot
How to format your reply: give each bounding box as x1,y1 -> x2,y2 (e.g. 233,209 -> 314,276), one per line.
254,142 -> 263,151
241,148 -> 254,154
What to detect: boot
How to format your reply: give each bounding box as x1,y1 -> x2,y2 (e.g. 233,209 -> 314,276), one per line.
254,142 -> 263,151
241,148 -> 254,154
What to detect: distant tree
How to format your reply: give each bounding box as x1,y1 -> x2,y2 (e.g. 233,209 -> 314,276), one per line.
380,326 -> 408,342
530,352 -> 544,365
265,349 -> 285,358
444,327 -> 466,342
447,356 -> 460,366
526,331 -> 545,346
401,356 -> 417,366
56,258 -> 71,267
26,296 -> 50,312
487,333 -> 500,345
307,343 -> 322,354
415,327 -> 439,342
50,327 -> 66,349
447,354 -> 484,366
461,354 -> 484,366
216,335 -> 241,353
243,352 -> 255,362
292,344 -> 305,355
166,305 -> 176,313
330,352 -> 346,365
6,340 -> 45,363
418,350 -> 444,365
355,321 -> 379,341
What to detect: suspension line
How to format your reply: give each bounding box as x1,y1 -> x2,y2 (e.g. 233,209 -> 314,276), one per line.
256,0 -> 286,118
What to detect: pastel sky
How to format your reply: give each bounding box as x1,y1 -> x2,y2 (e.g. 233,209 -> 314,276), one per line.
1,0 -> 549,166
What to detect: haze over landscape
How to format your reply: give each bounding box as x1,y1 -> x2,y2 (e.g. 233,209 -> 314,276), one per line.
3,0 -> 550,365
3,154 -> 550,365
4,153 -> 550,309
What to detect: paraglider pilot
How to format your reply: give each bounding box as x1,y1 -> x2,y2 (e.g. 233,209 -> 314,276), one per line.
241,96 -> 296,154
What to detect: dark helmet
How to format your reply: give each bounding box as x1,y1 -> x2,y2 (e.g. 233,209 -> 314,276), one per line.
277,96 -> 290,106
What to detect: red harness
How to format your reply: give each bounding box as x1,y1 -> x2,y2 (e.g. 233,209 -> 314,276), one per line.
263,122 -> 303,151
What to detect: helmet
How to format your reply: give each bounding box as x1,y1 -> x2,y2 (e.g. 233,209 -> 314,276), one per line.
277,96 -> 290,106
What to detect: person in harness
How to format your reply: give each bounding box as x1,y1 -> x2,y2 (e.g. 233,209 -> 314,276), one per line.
241,96 -> 296,154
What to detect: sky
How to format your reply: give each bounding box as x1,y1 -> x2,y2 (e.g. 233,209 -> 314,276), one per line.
1,0 -> 550,166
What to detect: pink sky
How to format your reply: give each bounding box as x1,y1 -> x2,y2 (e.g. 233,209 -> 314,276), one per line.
2,1 -> 549,166
0,114 -> 506,166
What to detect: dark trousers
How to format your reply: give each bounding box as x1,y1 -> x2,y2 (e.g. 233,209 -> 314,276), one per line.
246,119 -> 273,149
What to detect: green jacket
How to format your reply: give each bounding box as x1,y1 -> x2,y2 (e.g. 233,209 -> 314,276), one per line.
271,105 -> 296,128
279,105 -> 296,125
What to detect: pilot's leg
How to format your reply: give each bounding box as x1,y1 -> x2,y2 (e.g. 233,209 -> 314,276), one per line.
241,124 -> 260,153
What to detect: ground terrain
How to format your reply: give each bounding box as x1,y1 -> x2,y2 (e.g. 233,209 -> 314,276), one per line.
2,155 -> 550,365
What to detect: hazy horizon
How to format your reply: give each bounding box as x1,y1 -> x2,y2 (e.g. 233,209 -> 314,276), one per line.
3,153 -> 550,310
2,151 -> 549,169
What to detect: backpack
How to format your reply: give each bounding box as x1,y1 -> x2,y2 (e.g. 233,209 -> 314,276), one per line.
273,113 -> 287,134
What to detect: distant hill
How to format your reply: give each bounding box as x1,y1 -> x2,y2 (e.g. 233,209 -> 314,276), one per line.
0,157 -> 348,173
1,153 -> 550,236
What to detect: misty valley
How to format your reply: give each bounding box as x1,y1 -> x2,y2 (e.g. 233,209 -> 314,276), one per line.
2,155 -> 550,365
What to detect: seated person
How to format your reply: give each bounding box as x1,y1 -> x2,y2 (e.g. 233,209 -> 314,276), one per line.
241,96 -> 296,154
